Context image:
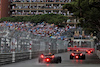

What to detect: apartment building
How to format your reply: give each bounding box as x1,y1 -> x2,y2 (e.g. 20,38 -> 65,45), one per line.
0,0 -> 79,26
11,0 -> 74,16
0,0 -> 10,19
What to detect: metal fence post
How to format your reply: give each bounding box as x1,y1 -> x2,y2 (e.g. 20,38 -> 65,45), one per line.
29,41 -> 32,59
57,43 -> 58,53
11,38 -> 15,62
4,37 -> 6,53
49,43 -> 51,53
0,38 -> 1,53
17,37 -> 18,52
64,41 -> 66,52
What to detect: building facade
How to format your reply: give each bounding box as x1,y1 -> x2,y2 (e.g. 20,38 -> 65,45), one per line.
11,0 -> 74,16
0,0 -> 79,26
0,0 -> 10,19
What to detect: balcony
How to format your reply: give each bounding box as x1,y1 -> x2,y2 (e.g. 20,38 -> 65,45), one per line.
11,2 -> 68,4
11,6 -> 67,11
11,11 -> 67,16
11,8 -> 66,11
11,0 -> 72,4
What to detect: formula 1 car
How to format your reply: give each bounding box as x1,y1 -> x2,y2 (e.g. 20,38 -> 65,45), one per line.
38,53 -> 62,63
70,52 -> 85,60
85,49 -> 93,53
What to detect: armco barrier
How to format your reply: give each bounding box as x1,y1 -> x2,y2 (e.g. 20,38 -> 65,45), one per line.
15,52 -> 30,62
0,26 -> 69,65
58,49 -> 65,53
0,53 -> 12,65
31,52 -> 40,58
0,49 -> 67,65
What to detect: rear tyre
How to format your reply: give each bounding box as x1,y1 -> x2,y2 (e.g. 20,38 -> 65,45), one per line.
82,55 -> 85,60
56,60 -> 58,64
86,51 -> 88,53
59,60 -> 61,63
59,57 -> 62,63
91,51 -> 93,53
39,60 -> 41,63
70,55 -> 73,59
70,50 -> 72,51
55,59 -> 59,64
39,59 -> 42,63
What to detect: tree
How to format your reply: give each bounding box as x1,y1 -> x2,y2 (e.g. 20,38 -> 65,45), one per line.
0,14 -> 67,25
63,0 -> 100,33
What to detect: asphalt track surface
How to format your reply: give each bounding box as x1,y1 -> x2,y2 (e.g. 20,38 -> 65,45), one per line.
1,52 -> 100,67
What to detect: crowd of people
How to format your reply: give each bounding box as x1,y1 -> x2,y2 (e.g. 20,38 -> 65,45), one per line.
12,4 -> 66,15
0,21 -> 76,40
12,5 -> 63,9
11,0 -> 72,2
12,11 -> 67,16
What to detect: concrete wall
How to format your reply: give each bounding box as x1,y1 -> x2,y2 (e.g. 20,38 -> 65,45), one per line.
0,49 -> 67,65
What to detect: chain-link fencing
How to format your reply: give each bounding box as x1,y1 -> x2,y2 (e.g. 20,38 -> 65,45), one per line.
0,26 -> 69,53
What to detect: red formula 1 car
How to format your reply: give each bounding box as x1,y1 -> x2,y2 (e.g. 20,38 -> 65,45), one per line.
85,49 -> 93,54
70,52 -> 85,60
38,53 -> 62,63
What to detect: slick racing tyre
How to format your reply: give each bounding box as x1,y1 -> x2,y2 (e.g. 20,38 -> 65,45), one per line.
70,55 -> 73,59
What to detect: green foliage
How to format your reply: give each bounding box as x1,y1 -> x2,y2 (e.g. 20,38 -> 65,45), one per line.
0,14 -> 67,25
63,3 -> 74,12
23,16 -> 31,22
89,0 -> 100,4
79,18 -> 85,23
63,0 -> 100,32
